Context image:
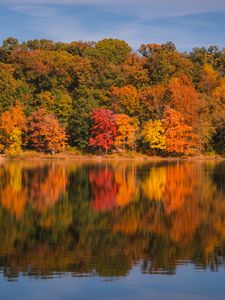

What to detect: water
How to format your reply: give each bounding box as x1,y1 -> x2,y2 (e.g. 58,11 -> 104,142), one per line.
0,159 -> 224,299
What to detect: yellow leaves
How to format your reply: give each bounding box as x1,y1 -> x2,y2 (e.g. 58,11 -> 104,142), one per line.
199,63 -> 220,94
212,77 -> 225,100
142,120 -> 166,151
142,167 -> 166,201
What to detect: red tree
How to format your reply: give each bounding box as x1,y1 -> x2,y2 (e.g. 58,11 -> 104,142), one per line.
89,108 -> 117,153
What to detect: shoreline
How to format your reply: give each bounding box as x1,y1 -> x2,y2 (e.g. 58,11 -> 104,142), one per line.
0,152 -> 224,162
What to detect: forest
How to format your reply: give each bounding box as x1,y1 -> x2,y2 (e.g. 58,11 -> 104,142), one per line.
0,37 -> 225,156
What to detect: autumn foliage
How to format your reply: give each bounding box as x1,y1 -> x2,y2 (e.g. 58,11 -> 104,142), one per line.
162,108 -> 197,155
89,108 -> 117,153
0,37 -> 225,155
28,108 -> 67,153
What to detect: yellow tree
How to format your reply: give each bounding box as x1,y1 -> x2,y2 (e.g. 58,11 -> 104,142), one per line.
141,120 -> 166,154
199,64 -> 220,95
115,114 -> 137,151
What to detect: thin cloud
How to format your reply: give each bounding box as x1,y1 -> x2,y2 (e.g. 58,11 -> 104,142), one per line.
3,0 -> 225,19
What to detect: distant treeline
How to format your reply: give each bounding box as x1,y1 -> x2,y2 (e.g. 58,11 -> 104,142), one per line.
0,37 -> 225,155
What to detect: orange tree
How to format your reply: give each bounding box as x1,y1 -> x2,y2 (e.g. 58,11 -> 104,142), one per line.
0,101 -> 27,153
114,114 -> 137,151
28,108 -> 67,153
162,108 -> 197,155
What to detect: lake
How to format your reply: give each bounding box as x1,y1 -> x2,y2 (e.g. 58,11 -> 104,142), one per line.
0,160 -> 224,300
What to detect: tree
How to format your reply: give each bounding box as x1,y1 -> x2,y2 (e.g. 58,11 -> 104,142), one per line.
121,53 -> 148,88
141,120 -> 166,154
89,108 -> 117,153
162,108 -> 197,155
68,97 -> 96,150
211,78 -> 225,151
0,63 -> 20,113
139,42 -> 193,84
28,108 -> 67,153
87,38 -> 131,65
36,89 -> 73,126
0,101 -> 27,153
114,114 -> 137,151
108,85 -> 139,116
198,64 -> 220,95
139,84 -> 168,121
168,75 -> 200,126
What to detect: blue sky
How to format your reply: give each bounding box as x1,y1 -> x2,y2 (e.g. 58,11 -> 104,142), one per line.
0,0 -> 225,51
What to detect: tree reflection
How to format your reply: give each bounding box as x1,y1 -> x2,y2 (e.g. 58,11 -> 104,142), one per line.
0,160 -> 225,279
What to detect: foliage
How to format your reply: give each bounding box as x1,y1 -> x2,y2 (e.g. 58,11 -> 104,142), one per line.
115,114 -> 137,151
89,108 -> 117,153
0,37 -> 225,154
162,108 -> 197,155
28,108 -> 67,153
0,101 -> 27,152
142,120 -> 166,153
109,85 -> 139,116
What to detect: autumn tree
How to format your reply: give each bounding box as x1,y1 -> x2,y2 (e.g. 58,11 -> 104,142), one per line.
168,75 -> 200,126
89,108 -> 117,153
139,42 -> 193,84
0,101 -> 27,153
114,114 -> 137,151
141,120 -> 166,154
87,38 -> 131,65
198,64 -> 220,95
162,108 -> 197,155
139,84 -> 168,121
211,78 -> 225,150
108,85 -> 139,116
28,108 -> 67,153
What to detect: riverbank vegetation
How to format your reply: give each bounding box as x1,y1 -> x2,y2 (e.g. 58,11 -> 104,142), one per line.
0,38 -> 225,156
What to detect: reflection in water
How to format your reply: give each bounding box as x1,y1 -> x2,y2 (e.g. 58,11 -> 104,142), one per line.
0,160 -> 225,280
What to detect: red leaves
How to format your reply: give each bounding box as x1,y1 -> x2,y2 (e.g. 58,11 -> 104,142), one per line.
89,108 -> 117,152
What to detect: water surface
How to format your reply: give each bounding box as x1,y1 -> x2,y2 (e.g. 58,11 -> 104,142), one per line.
0,160 -> 224,299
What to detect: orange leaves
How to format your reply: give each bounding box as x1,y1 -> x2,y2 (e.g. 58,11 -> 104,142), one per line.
0,101 -> 27,152
168,75 -> 200,126
0,101 -> 27,135
28,108 -> 67,153
162,108 -> 197,155
109,85 -> 139,116
115,114 -> 137,150
139,84 -> 167,120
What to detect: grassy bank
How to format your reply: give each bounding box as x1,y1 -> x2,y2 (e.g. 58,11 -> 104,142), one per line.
0,150 -> 224,162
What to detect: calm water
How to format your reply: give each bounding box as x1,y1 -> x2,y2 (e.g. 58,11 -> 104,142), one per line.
0,160 -> 225,300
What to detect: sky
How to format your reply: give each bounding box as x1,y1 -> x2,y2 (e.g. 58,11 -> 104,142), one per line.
0,0 -> 225,51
